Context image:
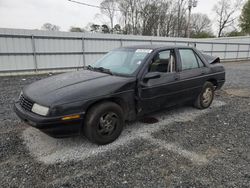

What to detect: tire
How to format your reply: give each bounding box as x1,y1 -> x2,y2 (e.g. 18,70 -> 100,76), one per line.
194,81 -> 215,109
83,102 -> 124,145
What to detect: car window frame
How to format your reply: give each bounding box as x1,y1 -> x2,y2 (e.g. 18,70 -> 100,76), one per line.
194,53 -> 205,68
138,48 -> 182,82
178,48 -> 203,71
147,49 -> 177,74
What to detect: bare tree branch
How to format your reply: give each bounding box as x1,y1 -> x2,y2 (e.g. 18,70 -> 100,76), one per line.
100,0 -> 117,32
213,0 -> 244,37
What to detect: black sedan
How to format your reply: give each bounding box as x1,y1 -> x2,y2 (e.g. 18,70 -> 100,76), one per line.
14,45 -> 225,145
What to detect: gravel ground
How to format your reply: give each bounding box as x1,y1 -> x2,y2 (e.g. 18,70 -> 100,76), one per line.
0,62 -> 250,187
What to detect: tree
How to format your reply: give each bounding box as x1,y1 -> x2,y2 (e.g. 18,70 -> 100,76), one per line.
158,1 -> 177,37
94,0 -> 215,37
118,0 -> 130,34
190,13 -> 212,35
101,24 -> 110,33
123,24 -> 133,34
213,0 -> 243,37
117,0 -> 181,36
113,24 -> 122,34
41,23 -> 60,31
117,0 -> 141,35
69,27 -> 84,32
90,24 -> 101,32
140,1 -> 160,36
240,0 -> 250,34
176,0 -> 187,37
100,0 -> 117,32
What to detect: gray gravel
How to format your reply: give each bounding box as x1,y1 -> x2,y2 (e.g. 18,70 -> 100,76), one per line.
0,62 -> 250,188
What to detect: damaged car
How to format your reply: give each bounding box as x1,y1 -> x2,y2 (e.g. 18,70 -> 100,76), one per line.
14,45 -> 225,145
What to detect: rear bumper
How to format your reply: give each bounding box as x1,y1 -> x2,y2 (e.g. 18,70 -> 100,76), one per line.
14,102 -> 84,138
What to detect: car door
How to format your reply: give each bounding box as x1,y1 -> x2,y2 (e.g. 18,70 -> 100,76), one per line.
177,48 -> 209,101
138,49 -> 181,114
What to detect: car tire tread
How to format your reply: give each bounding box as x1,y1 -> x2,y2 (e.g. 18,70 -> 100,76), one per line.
83,102 -> 124,145
194,81 -> 215,109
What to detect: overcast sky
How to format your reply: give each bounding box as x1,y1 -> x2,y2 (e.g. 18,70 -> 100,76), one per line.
0,0 -> 233,33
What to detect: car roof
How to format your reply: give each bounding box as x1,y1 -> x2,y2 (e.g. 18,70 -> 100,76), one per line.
120,44 -> 192,50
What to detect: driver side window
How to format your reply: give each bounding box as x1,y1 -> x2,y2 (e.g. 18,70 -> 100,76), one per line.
149,50 -> 176,73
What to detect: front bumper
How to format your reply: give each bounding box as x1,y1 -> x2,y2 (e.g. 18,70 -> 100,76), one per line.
14,102 -> 84,138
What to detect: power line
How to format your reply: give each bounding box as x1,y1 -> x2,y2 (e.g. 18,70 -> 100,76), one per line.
68,0 -> 121,11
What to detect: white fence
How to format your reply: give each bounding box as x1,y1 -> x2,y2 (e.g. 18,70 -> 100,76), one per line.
0,28 -> 250,75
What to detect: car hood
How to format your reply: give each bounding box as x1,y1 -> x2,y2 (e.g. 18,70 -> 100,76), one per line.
23,70 -> 135,106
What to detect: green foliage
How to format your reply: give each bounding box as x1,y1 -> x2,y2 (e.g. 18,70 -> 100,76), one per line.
70,27 -> 84,32
113,24 -> 122,34
226,30 -> 246,37
141,3 -> 159,36
101,25 -> 110,33
191,32 -> 215,38
88,24 -> 120,34
240,0 -> 250,34
41,23 -> 60,31
90,24 -> 101,32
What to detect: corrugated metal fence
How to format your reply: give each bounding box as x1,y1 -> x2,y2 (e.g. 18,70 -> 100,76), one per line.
0,28 -> 250,75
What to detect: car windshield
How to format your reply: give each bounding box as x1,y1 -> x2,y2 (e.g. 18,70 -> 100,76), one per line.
92,49 -> 152,75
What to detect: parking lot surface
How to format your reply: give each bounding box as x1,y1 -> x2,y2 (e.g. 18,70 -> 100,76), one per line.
1,62 -> 250,187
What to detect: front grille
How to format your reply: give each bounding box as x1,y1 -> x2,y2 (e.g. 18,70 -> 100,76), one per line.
19,94 -> 34,112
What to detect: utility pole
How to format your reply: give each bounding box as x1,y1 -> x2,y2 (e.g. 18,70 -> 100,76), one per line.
187,0 -> 198,38
177,0 -> 184,37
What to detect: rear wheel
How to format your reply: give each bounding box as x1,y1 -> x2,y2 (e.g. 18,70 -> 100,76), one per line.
84,102 -> 124,145
194,81 -> 215,109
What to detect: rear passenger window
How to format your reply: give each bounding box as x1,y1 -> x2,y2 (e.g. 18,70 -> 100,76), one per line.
179,49 -> 199,70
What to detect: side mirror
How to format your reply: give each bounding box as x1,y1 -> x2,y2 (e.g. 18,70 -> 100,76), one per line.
143,72 -> 161,81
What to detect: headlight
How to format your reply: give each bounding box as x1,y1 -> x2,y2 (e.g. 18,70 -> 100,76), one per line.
31,103 -> 49,116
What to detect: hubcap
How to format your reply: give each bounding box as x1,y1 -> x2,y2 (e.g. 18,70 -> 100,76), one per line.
98,112 -> 118,136
202,88 -> 213,105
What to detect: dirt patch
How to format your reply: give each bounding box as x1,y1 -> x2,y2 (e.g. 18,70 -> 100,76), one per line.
225,89 -> 250,98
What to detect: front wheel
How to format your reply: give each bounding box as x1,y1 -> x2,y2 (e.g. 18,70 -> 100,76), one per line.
194,81 -> 215,109
83,102 -> 124,145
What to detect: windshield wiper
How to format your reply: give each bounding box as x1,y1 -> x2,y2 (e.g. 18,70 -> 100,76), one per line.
84,65 -> 113,75
94,67 -> 113,75
84,65 -> 94,70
